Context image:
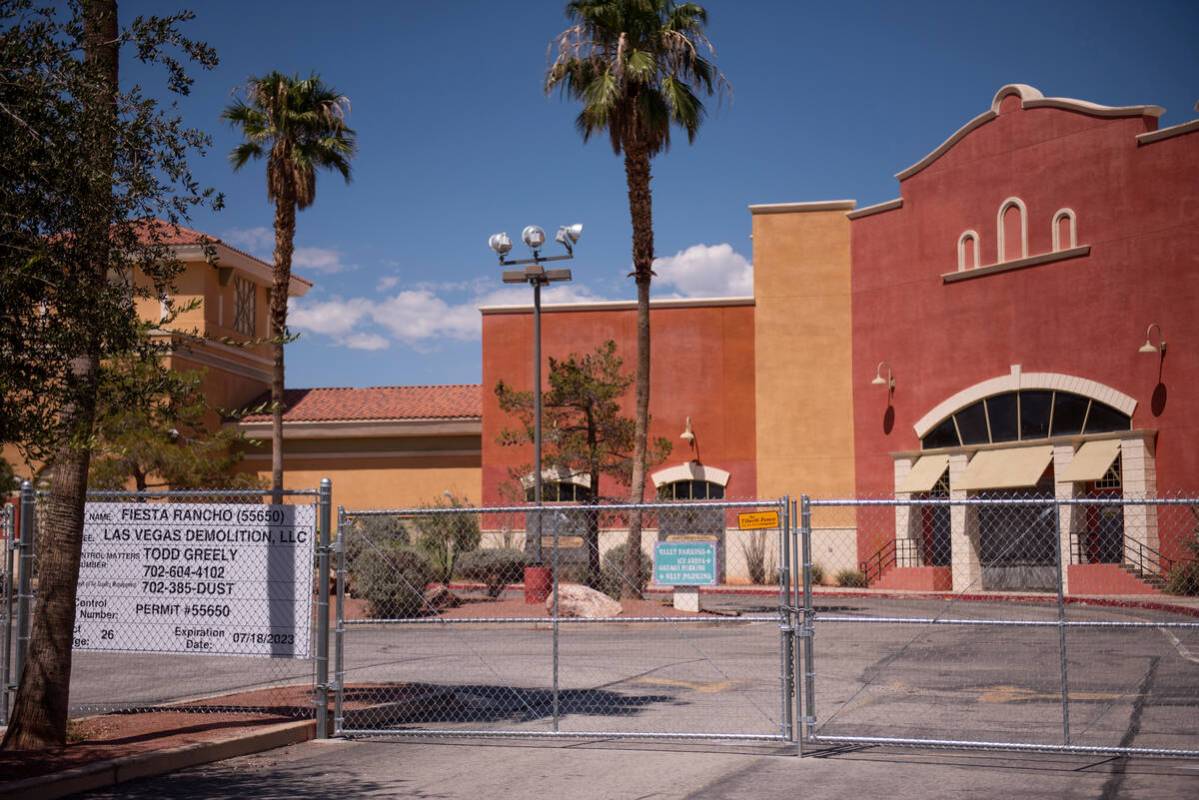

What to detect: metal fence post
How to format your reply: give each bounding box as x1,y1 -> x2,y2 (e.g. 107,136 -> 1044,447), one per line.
315,479 -> 332,738
550,506 -> 560,733
1052,499 -> 1071,745
2,503 -> 13,725
334,506 -> 346,737
778,497 -> 793,743
800,495 -> 816,747
14,481 -> 34,691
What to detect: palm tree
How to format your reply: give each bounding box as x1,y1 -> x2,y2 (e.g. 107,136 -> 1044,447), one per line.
547,0 -> 725,597
222,73 -> 356,499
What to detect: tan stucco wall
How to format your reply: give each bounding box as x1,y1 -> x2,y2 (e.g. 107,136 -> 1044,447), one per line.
752,206 -> 856,502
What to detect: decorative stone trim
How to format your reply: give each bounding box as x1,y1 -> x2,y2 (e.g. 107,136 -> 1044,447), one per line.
846,198 -> 903,220
1136,119 -> 1199,145
651,461 -> 731,488
520,468 -> 591,490
912,368 -> 1137,438
941,245 -> 1089,284
996,197 -> 1029,262
957,230 -> 981,271
480,296 -> 755,314
748,200 -> 856,214
1051,208 -> 1077,251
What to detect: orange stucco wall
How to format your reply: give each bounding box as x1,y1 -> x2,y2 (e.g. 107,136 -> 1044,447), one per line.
751,206 -> 857,503
481,301 -> 757,504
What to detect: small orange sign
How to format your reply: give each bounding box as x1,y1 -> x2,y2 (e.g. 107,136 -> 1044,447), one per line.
737,510 -> 780,530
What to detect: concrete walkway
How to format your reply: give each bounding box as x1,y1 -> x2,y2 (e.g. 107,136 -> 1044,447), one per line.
76,737 -> 1199,799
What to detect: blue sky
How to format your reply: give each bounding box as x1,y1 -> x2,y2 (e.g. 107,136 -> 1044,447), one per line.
123,0 -> 1199,389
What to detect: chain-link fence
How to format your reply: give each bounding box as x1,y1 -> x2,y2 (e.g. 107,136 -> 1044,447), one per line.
1,501 -> 14,725
5,482 -> 332,731
797,494 -> 1199,758
334,499 -> 796,743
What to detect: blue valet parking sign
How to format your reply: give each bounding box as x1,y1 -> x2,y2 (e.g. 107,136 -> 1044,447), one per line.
653,541 -> 717,586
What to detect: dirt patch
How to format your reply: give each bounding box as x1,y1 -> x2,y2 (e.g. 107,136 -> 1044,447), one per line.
0,684 -> 314,784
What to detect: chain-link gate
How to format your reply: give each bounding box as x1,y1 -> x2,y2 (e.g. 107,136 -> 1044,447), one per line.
334,499 -> 798,743
1,501 -> 14,725
797,495 -> 1199,758
4,482 -> 334,732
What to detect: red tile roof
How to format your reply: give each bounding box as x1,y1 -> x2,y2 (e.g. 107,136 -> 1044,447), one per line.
241,385 -> 482,423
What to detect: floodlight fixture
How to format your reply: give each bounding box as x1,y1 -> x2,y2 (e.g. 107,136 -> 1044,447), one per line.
522,225 -> 546,251
488,232 -> 513,258
555,223 -> 583,253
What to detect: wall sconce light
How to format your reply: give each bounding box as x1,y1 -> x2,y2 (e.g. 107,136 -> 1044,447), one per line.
680,416 -> 700,462
871,361 -> 895,391
1138,323 -> 1166,356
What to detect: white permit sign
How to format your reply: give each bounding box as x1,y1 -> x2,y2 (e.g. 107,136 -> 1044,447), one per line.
75,502 -> 315,659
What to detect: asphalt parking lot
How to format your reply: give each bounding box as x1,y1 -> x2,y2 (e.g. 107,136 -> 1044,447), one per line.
62,593 -> 1199,756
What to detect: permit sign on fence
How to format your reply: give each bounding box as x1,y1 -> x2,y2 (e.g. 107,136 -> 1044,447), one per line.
74,502 -> 315,659
653,541 -> 717,586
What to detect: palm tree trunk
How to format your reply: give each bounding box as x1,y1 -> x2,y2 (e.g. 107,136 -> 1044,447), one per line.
2,0 -> 117,750
621,143 -> 654,600
270,196 -> 296,503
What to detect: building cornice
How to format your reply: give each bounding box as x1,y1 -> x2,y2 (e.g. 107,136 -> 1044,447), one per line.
480,296 -> 754,315
1136,118 -> 1199,146
235,418 -> 482,439
896,84 -> 1165,182
748,200 -> 856,215
846,198 -> 903,220
171,243 -> 312,297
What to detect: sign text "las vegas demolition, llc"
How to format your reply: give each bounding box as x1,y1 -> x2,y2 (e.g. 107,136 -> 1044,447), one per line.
75,502 -> 315,659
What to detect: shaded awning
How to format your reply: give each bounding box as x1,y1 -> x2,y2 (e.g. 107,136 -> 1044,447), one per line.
897,454 -> 950,493
957,445 -> 1054,491
1059,439 -> 1121,483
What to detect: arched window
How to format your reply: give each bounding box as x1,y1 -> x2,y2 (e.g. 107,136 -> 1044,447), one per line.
996,197 -> 1028,263
525,481 -> 592,502
1051,208 -> 1077,251
920,389 -> 1131,450
957,230 -> 980,271
657,480 -> 725,501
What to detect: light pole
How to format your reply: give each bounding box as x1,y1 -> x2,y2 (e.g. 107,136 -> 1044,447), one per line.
488,223 -> 582,564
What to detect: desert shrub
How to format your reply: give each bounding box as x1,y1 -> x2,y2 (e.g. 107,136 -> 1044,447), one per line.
740,531 -> 769,585
598,543 -> 652,600
810,563 -> 826,586
1165,560 -> 1199,596
411,496 -> 482,585
835,568 -> 868,588
456,548 -> 530,598
352,541 -> 433,618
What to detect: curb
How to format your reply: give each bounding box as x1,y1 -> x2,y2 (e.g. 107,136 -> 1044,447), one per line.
0,718 -> 315,800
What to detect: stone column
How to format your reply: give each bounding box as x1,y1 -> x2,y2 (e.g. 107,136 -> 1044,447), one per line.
1120,435 -> 1159,560
893,458 -> 923,566
948,453 -> 980,592
1052,444 -> 1080,595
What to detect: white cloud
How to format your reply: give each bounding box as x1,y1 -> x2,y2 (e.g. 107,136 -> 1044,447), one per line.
293,246 -> 349,274
376,275 -> 400,291
287,280 -> 612,352
288,296 -> 372,337
652,242 -> 753,297
222,226 -> 273,255
342,332 -> 390,351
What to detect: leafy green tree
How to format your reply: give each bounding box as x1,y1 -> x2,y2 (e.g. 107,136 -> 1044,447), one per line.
222,73 -> 357,501
496,340 -> 670,583
88,352 -> 263,492
0,0 -> 219,749
546,0 -> 725,596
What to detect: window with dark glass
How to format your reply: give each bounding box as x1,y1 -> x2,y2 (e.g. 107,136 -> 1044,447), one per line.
526,482 -> 591,502
1051,392 -> 1089,436
657,480 -> 724,501
1083,401 -> 1131,434
921,389 -> 1130,449
953,401 -> 989,445
985,393 -> 1019,442
1019,391 -> 1053,440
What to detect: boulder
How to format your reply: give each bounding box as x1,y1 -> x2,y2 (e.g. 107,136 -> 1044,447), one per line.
549,583 -> 622,619
423,583 -> 462,611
